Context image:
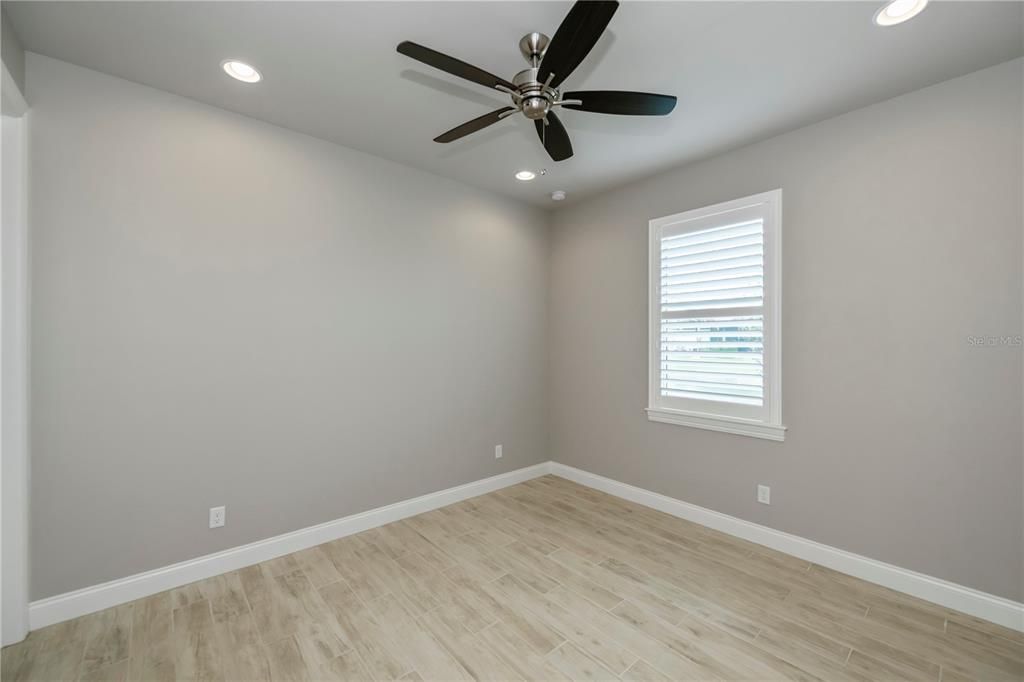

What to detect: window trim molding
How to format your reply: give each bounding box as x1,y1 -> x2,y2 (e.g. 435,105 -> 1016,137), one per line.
645,407 -> 787,441
647,189 -> 785,441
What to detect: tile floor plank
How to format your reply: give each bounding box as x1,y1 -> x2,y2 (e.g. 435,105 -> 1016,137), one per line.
128,592 -> 176,682
78,604 -> 133,678
546,642 -> 620,681
493,573 -> 637,675
365,594 -> 474,681
171,600 -> 224,682
320,650 -> 374,681
318,583 -> 412,681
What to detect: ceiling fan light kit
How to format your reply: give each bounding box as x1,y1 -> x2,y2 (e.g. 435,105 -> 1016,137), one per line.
397,0 -> 677,162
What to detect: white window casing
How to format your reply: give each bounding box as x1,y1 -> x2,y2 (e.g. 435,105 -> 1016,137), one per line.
647,189 -> 785,441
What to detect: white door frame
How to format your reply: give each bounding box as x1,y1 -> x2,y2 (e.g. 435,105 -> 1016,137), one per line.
2,59 -> 30,646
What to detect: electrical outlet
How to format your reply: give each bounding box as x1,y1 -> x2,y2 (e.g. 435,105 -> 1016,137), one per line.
757,485 -> 771,505
209,506 -> 226,528
494,444 -> 503,459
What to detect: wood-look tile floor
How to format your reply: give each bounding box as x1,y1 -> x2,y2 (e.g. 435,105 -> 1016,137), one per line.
4,475 -> 1022,681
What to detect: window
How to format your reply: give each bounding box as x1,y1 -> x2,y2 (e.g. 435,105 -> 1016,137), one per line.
647,190 -> 785,441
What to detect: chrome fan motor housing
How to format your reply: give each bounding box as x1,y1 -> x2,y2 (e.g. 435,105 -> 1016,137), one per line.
522,96 -> 549,120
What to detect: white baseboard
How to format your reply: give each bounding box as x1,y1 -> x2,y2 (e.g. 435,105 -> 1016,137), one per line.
29,460 -> 1023,635
28,462 -> 553,630
549,462 -> 1024,633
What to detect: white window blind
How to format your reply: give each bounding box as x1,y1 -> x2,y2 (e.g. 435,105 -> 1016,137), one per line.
648,190 -> 784,441
659,219 -> 765,406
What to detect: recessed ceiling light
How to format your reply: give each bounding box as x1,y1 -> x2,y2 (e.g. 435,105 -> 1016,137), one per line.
515,170 -> 536,181
221,60 -> 262,83
551,190 -> 566,201
874,0 -> 928,26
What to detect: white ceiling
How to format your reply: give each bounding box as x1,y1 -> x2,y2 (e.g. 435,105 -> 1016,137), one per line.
7,1 -> 1023,207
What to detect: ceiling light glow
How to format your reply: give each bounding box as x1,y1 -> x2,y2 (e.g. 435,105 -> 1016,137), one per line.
874,0 -> 928,26
222,60 -> 262,83
515,170 -> 536,181
551,191 -> 566,201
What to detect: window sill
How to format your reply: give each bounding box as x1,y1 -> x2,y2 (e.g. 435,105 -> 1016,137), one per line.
646,407 -> 786,442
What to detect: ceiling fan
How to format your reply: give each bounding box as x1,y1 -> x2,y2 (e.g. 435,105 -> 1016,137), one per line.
396,0 -> 677,162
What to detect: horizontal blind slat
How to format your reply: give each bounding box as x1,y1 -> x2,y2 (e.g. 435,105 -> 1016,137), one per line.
661,233 -> 762,260
662,254 -> 763,278
661,363 -> 763,376
661,306 -> 764,320
661,379 -> 764,394
661,220 -> 762,248
662,335 -> 763,345
661,276 -> 763,296
661,243 -> 763,269
662,296 -> 763,312
663,345 -> 763,354
660,316 -> 763,328
660,388 -> 763,406
661,265 -> 763,286
661,354 -> 763,366
660,370 -> 763,386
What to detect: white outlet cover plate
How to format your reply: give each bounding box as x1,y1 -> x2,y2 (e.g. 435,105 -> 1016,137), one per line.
495,445 -> 503,459
757,485 -> 771,505
209,506 -> 226,528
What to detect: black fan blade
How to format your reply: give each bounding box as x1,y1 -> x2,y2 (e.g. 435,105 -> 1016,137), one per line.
562,91 -> 677,116
535,112 -> 573,161
397,41 -> 516,91
538,1 -> 619,89
434,107 -> 516,143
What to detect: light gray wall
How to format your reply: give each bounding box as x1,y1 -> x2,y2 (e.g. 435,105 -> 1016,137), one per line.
1,7 -> 25,95
549,59 -> 1023,601
27,47 -> 1024,604
27,54 -> 549,600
